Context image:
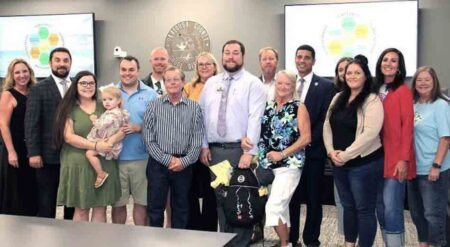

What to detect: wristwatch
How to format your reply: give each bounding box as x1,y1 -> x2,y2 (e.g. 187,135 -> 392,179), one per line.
432,162 -> 441,169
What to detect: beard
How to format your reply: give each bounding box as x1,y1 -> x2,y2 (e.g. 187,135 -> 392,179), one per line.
223,62 -> 243,73
52,67 -> 69,78
262,66 -> 276,76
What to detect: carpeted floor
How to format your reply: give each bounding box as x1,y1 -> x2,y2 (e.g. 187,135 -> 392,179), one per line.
57,203 -> 418,246
250,205 -> 418,247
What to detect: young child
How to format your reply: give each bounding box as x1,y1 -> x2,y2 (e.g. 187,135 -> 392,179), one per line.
86,85 -> 129,188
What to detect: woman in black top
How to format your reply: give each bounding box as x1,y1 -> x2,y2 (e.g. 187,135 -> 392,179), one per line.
323,56 -> 384,247
0,58 -> 38,216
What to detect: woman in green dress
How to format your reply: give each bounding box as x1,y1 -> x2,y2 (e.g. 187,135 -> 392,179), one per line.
54,71 -> 122,222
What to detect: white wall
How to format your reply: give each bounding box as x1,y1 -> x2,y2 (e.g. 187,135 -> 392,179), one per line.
1,0 -> 449,89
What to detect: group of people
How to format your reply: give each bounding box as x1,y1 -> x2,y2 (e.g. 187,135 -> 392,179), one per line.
325,49 -> 449,247
0,40 -> 448,247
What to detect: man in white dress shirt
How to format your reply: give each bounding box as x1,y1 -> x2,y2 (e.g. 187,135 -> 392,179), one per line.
199,40 -> 266,247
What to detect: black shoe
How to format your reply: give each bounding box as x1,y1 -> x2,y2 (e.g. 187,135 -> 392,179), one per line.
290,242 -> 302,247
250,224 -> 264,243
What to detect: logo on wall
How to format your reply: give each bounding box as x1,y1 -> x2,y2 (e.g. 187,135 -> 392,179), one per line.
165,21 -> 211,71
25,24 -> 64,69
322,13 -> 375,58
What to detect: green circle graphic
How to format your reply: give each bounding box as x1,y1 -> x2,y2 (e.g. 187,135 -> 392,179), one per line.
38,27 -> 49,39
39,52 -> 50,65
341,17 -> 356,31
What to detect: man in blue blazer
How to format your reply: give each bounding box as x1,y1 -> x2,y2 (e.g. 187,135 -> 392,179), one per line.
289,45 -> 334,247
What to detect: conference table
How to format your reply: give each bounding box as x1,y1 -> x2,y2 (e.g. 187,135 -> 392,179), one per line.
0,214 -> 235,247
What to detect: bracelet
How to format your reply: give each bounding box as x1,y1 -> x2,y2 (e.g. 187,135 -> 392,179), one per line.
280,151 -> 286,159
94,141 -> 97,151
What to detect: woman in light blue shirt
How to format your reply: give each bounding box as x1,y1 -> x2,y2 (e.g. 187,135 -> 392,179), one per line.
409,66 -> 450,247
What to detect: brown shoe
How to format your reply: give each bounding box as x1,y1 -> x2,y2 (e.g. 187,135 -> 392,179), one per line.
94,172 -> 109,188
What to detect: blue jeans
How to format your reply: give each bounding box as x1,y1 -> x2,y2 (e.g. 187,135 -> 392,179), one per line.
334,157 -> 383,247
377,178 -> 406,234
147,157 -> 192,229
408,169 -> 449,246
334,183 -> 344,235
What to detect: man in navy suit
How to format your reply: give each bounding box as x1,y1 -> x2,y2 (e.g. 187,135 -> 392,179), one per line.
289,45 -> 334,247
25,47 -> 74,219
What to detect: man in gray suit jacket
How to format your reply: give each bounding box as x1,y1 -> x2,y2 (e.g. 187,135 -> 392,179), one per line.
25,47 -> 74,219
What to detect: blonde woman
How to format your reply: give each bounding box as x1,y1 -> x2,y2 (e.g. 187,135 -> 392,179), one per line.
185,52 -> 220,231
0,59 -> 37,215
256,70 -> 311,247
183,52 -> 219,101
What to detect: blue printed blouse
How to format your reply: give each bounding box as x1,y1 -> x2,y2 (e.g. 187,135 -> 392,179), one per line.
257,99 -> 306,169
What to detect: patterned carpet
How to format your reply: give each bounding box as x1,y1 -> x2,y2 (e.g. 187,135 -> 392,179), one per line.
251,205 -> 418,247
57,203 -> 418,246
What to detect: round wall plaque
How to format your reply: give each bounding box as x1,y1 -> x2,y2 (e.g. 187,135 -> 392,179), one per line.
165,21 -> 211,71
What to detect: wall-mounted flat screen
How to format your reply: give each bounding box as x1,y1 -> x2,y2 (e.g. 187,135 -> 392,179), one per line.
285,1 -> 418,77
0,13 -> 95,78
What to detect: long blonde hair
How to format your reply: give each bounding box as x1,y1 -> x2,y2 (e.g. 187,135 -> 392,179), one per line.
189,52 -> 219,87
2,58 -> 37,91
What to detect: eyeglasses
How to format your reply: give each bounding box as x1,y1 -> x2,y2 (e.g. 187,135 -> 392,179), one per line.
165,77 -> 182,83
197,62 -> 213,68
78,81 -> 96,87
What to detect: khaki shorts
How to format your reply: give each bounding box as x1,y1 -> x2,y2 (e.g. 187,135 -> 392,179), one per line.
114,159 -> 148,207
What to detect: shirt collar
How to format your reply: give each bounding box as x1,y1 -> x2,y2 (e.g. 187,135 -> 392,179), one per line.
151,73 -> 164,84
118,80 -> 146,92
261,74 -> 275,84
297,71 -> 313,83
162,94 -> 187,105
51,74 -> 70,84
224,68 -> 245,81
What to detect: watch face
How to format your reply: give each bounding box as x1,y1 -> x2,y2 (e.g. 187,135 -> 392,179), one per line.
164,21 -> 211,71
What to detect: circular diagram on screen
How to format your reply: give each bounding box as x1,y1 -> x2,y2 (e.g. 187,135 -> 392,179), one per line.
322,13 -> 375,58
25,24 -> 64,69
165,21 -> 211,71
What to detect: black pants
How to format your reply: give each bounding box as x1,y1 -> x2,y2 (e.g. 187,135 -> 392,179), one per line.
187,160 -> 217,231
289,157 -> 325,246
147,157 -> 192,229
35,164 -> 73,219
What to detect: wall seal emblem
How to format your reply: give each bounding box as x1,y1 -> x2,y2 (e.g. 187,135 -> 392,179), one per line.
165,21 -> 211,71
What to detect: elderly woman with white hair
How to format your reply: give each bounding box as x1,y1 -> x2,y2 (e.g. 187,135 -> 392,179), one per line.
256,70 -> 311,247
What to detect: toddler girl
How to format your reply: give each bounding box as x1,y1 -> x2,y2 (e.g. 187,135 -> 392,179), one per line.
86,85 -> 129,188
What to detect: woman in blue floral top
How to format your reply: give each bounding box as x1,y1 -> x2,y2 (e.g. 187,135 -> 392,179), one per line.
253,70 -> 311,247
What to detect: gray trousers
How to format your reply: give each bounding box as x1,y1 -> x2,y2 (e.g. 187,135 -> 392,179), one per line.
209,145 -> 253,247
